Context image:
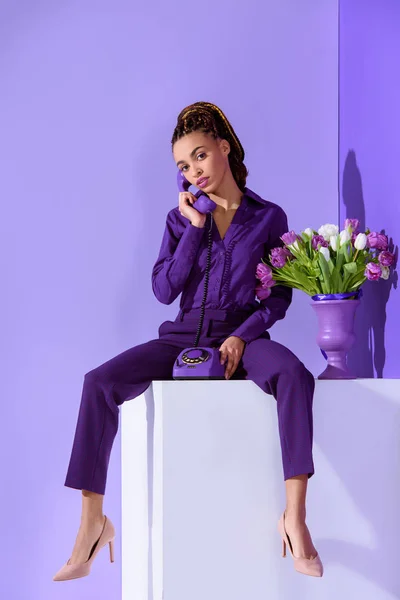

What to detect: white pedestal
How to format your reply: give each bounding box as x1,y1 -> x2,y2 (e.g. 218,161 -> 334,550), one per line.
121,379 -> 400,600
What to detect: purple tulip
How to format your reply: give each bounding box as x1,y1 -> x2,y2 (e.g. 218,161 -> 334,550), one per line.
378,251 -> 395,267
256,283 -> 272,300
364,262 -> 382,281
270,247 -> 292,268
255,263 -> 276,297
312,235 -> 328,250
367,232 -> 388,251
256,262 -> 273,282
281,230 -> 297,246
344,218 -> 360,233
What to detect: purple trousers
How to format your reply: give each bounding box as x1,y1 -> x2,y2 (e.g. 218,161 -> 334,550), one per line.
64,309 -> 315,495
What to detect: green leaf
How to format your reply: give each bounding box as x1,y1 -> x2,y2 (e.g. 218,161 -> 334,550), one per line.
343,262 -> 357,275
341,242 -> 352,263
335,250 -> 345,273
332,251 -> 345,292
330,268 -> 341,293
318,254 -> 332,293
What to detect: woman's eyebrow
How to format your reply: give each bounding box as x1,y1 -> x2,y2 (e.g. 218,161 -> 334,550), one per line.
176,146 -> 206,167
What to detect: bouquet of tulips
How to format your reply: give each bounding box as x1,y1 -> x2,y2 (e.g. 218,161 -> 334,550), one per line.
256,218 -> 395,299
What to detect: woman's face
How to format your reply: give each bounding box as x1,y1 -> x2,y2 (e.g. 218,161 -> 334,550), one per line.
173,131 -> 230,193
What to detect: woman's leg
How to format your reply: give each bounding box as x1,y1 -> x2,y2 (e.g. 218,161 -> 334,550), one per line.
68,490 -> 106,565
238,336 -> 317,559
64,336 -> 184,564
65,337 -> 185,494
284,474 -> 317,559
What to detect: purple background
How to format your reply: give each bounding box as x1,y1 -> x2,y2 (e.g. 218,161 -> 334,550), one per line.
339,0 -> 400,378
1,0 -> 397,598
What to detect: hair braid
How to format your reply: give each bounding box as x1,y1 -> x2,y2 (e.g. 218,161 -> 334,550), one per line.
171,101 -> 249,192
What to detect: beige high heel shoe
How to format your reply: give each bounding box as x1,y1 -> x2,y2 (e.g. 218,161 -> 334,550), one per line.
53,515 -> 116,581
277,511 -> 323,577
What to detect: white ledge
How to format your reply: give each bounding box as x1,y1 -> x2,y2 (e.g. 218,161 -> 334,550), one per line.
121,379 -> 400,600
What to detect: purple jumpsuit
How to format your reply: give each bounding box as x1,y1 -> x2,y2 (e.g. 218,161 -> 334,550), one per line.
64,187 -> 315,495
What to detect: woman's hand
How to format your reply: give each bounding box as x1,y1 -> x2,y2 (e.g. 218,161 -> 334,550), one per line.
219,336 -> 246,379
178,191 -> 207,227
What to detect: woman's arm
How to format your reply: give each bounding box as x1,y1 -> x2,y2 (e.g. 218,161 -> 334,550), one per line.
229,206 -> 293,343
151,209 -> 206,304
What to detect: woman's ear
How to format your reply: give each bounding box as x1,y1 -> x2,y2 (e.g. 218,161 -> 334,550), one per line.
219,138 -> 230,156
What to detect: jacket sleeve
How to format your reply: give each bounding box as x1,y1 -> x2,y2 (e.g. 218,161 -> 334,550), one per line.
151,209 -> 207,305
229,206 -> 293,343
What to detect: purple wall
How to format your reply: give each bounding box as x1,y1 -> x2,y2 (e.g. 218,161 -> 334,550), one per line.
0,1 -> 338,598
339,0 -> 400,378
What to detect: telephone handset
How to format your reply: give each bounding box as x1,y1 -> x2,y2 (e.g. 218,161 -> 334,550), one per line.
176,170 -> 217,214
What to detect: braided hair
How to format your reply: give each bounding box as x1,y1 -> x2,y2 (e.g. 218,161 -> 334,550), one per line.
171,101 -> 249,192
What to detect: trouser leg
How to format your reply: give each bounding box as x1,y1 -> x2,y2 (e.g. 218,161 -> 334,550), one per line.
238,336 -> 315,480
64,338 -> 184,494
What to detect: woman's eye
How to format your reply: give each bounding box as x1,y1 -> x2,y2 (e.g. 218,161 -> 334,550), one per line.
181,154 -> 206,172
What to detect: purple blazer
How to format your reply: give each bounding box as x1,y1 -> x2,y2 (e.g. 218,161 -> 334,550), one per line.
151,187 -> 293,343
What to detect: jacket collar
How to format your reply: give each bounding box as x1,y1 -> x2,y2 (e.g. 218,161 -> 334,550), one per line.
193,186 -> 266,248
242,187 -> 266,205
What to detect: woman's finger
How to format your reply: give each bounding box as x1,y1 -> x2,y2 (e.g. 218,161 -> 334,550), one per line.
225,352 -> 236,379
220,348 -> 226,365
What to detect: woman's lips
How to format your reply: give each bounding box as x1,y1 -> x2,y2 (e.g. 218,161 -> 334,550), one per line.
197,178 -> 209,188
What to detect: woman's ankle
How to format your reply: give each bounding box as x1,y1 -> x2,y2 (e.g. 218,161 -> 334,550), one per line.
80,514 -> 105,529
81,489 -> 104,525
285,508 -> 306,524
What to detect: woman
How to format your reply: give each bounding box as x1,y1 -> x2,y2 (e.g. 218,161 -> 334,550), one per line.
53,101 -> 323,581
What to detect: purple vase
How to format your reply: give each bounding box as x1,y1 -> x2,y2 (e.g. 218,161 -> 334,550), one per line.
311,298 -> 360,380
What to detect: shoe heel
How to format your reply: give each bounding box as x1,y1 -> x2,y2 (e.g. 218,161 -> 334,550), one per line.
282,538 -> 286,558
109,538 -> 115,563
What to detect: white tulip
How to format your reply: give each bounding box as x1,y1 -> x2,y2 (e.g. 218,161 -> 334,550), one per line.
381,266 -> 390,280
319,246 -> 331,262
339,229 -> 351,245
303,228 -> 313,238
318,223 -> 339,242
330,235 -> 339,251
354,233 -> 367,250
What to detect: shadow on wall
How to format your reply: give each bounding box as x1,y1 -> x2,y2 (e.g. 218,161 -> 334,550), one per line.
342,150 -> 398,378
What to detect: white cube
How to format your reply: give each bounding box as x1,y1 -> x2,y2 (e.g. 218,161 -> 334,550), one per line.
122,378 -> 400,600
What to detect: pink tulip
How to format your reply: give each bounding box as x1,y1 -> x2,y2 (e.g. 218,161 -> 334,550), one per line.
367,232 -> 388,251
281,231 -> 297,246
344,218 -> 360,233
256,284 -> 272,300
256,262 -> 273,282
364,262 -> 382,281
312,235 -> 328,250
270,247 -> 292,268
378,251 -> 395,267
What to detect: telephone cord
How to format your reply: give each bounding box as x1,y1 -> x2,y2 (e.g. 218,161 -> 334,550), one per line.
193,213 -> 213,348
